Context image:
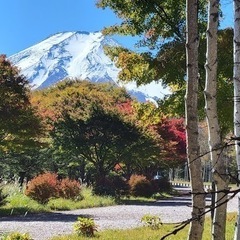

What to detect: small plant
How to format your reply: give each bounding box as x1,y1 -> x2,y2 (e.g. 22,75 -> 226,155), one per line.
73,217 -> 98,237
1,232 -> 32,240
141,214 -> 162,230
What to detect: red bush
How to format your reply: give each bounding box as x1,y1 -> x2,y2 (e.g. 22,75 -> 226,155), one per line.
25,172 -> 82,203
25,172 -> 59,203
128,174 -> 154,198
59,178 -> 81,199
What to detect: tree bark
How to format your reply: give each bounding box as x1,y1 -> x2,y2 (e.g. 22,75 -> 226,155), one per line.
204,1 -> 228,239
234,0 -> 240,239
186,0 -> 205,239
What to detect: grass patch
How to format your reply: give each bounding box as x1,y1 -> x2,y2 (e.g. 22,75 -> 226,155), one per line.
118,195 -> 156,205
47,188 -> 115,210
0,184 -> 49,216
51,213 -> 237,240
117,192 -> 173,205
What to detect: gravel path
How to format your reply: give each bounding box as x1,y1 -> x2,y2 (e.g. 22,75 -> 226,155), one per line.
0,194 -> 238,240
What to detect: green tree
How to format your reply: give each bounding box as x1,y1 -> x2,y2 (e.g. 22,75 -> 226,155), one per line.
97,0 -> 207,84
0,55 -> 45,184
51,101 -> 160,187
98,1 -> 233,135
157,28 -> 233,135
0,55 -> 42,153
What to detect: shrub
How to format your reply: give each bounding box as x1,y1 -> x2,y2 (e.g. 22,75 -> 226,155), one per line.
151,177 -> 171,193
128,174 -> 154,198
92,177 -> 115,196
73,217 -> 98,237
25,172 -> 59,204
92,174 -> 129,197
108,174 -> 129,197
25,172 -> 82,204
58,178 -> 81,200
141,214 -> 162,230
1,232 -> 32,240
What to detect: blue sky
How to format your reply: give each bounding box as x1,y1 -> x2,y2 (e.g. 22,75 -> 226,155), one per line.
0,0 -> 126,56
0,0 -> 233,57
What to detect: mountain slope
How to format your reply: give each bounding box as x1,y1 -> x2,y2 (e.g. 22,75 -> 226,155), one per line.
9,31 -> 169,101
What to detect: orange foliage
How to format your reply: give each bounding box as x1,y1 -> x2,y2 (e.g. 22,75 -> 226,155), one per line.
25,172 -> 81,203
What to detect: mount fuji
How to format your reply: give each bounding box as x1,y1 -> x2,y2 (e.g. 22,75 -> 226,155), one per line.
9,31 -> 169,102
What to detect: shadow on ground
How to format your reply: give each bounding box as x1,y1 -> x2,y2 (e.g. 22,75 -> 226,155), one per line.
0,211 -> 92,222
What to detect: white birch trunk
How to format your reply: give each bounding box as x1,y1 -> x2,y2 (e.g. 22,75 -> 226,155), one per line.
204,1 -> 228,239
186,0 -> 205,239
233,0 -> 240,239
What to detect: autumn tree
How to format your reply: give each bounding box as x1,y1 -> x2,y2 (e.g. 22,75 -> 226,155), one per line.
0,55 -> 42,152
31,80 -> 133,178
152,118 -> 186,176
32,80 -> 161,187
0,55 -> 43,182
52,103 -> 160,186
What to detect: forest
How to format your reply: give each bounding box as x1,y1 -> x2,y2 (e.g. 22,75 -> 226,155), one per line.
0,54 -> 186,192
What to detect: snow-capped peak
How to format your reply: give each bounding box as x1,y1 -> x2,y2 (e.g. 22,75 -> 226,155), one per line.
9,31 -> 170,101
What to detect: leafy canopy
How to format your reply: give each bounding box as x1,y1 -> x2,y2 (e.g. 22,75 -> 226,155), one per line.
0,55 -> 42,152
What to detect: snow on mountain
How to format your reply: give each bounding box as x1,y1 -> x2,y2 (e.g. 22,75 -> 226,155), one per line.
9,31 -> 169,102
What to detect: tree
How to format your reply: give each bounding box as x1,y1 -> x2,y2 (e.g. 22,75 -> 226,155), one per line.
97,0 -> 198,86
33,80 -> 161,187
156,28 -> 233,134
97,1 -> 207,238
0,55 -> 44,183
152,118 -> 186,174
204,1 -> 228,239
0,54 -> 42,153
233,0 -> 240,238
51,102 -> 160,187
185,1 -> 205,239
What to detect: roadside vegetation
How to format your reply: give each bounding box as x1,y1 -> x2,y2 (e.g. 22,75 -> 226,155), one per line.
50,213 -> 236,240
0,183 -> 116,216
0,176 -> 173,216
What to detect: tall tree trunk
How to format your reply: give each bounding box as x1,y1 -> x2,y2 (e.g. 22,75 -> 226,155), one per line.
204,1 -> 228,239
233,0 -> 240,239
186,0 -> 205,239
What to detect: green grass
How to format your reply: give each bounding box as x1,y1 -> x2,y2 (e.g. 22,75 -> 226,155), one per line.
51,213 -> 237,240
0,184 -> 49,216
47,187 -> 116,210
